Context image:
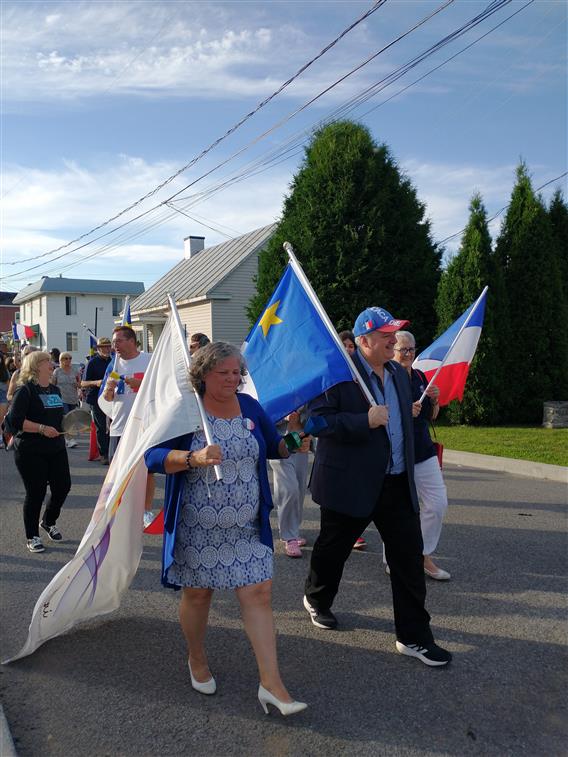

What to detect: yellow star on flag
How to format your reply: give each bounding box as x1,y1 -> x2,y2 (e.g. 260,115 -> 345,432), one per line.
259,300 -> 283,338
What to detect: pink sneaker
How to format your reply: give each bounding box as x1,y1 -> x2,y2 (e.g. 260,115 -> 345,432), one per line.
281,537 -> 307,547
285,539 -> 302,558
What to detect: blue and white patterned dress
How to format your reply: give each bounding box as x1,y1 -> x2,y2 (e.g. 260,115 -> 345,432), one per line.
167,415 -> 273,589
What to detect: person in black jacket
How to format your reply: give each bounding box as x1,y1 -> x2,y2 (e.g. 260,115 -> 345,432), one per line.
303,307 -> 452,667
7,351 -> 71,553
81,336 -> 112,464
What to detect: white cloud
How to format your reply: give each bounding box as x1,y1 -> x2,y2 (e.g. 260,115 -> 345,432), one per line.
1,154 -> 289,290
402,158 -> 562,257
2,152 -> 561,291
403,158 -> 515,246
2,1 -> 375,104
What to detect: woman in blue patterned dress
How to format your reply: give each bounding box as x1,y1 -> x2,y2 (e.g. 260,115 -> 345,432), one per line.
145,342 -> 307,716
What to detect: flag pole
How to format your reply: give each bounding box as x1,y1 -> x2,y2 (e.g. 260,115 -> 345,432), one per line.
166,294 -> 222,482
416,285 -> 488,404
283,242 -> 377,407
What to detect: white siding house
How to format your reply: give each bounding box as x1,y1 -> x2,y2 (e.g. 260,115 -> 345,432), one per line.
13,278 -> 144,361
130,224 -> 276,351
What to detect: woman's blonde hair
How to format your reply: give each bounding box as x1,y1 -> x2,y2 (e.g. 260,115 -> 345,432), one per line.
59,352 -> 73,361
19,351 -> 51,385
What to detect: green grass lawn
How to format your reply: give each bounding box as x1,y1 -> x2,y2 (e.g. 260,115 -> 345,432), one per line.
434,425 -> 568,467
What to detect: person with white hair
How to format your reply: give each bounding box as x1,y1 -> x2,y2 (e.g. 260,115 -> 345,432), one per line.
393,330 -> 450,580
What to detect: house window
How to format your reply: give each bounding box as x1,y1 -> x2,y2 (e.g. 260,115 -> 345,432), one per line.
66,332 -> 78,352
65,296 -> 77,315
112,297 -> 124,317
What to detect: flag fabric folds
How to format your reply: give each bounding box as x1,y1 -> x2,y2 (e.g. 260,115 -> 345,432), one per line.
241,264 -> 354,423
12,323 -> 35,341
122,301 -> 132,328
85,327 -> 98,356
413,288 -> 487,406
5,315 -> 202,662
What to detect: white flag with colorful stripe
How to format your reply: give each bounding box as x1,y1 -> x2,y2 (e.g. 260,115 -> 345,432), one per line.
4,314 -> 202,662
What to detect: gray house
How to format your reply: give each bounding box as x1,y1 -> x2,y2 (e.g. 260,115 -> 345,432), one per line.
130,224 -> 277,351
13,277 -> 144,360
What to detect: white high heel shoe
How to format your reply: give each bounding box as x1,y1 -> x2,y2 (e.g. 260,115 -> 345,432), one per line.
258,684 -> 307,716
188,661 -> 216,695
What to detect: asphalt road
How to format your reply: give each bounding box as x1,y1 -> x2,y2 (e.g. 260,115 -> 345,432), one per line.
1,439 -> 567,757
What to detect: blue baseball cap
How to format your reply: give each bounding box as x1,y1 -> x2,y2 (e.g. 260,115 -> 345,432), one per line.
353,307 -> 410,337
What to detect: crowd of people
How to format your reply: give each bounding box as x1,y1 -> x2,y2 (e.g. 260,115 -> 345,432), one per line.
4,312 -> 453,714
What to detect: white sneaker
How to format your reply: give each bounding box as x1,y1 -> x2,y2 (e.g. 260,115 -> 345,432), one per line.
27,536 -> 45,553
143,511 -> 155,528
66,439 -> 77,448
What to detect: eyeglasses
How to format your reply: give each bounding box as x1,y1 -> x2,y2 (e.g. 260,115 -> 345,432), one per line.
394,347 -> 416,355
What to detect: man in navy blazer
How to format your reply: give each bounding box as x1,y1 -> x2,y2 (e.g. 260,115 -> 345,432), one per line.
303,307 -> 452,667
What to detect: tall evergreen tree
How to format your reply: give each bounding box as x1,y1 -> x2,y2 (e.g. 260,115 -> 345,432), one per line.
548,189 -> 568,292
248,121 -> 441,348
436,194 -> 508,424
495,163 -> 568,421
547,189 -> 568,399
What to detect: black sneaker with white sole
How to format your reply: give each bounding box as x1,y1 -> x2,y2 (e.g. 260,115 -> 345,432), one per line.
303,595 -> 338,630
26,536 -> 45,553
396,640 -> 452,666
40,522 -> 62,541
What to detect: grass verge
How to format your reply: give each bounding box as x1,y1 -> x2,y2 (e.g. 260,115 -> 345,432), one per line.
433,425 -> 568,467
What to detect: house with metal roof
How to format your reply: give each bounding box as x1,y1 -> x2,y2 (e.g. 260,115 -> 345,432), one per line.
13,277 -> 144,360
130,223 -> 277,351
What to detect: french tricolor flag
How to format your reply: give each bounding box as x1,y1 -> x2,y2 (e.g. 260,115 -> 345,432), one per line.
12,323 -> 36,341
413,287 -> 488,407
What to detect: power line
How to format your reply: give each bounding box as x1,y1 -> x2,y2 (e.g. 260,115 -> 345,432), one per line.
3,0 -> 531,282
11,0 -> 387,264
3,0 -> 454,278
437,170 -> 568,246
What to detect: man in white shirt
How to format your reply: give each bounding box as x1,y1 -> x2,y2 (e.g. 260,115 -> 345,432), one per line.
102,326 -> 155,527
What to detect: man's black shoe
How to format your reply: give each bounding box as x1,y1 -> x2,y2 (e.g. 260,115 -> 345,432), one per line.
396,640 -> 452,667
303,595 -> 338,630
40,522 -> 63,541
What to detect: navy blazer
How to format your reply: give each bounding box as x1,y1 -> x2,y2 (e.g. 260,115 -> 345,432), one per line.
144,393 -> 282,589
307,351 -> 419,518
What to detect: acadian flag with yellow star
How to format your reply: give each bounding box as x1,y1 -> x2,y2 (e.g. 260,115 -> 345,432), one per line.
241,263 -> 353,423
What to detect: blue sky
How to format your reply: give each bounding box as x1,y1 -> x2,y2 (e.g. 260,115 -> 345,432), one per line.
2,0 -> 566,295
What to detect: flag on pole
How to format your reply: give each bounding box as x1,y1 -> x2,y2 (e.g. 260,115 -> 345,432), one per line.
4,314 -> 202,663
413,287 -> 488,407
84,327 -> 98,357
12,323 -> 35,341
241,263 -> 354,423
122,300 -> 132,328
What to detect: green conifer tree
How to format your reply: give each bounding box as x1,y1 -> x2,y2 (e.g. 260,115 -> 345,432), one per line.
248,121 -> 441,348
435,194 -> 507,424
495,163 -> 568,421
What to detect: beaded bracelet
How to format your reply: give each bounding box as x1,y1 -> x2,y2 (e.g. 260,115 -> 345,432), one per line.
185,451 -> 194,469
38,424 -> 45,435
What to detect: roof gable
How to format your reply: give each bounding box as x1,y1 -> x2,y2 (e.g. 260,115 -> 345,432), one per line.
131,223 -> 276,314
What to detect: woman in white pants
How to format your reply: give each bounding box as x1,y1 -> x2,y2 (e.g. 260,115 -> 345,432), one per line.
269,410 -> 310,558
393,331 -> 450,580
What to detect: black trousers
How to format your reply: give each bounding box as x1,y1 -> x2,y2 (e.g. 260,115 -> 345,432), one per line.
91,402 -> 109,458
305,473 -> 433,646
14,446 -> 71,538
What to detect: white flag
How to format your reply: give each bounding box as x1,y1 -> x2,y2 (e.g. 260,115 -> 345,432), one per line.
5,315 -> 202,662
